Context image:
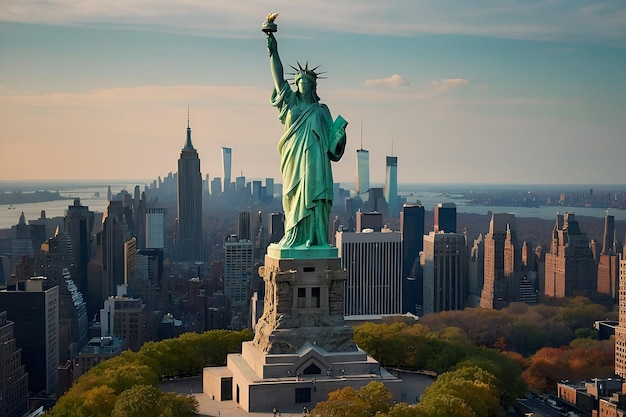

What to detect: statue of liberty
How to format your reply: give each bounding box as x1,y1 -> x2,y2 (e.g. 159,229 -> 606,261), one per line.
264,13 -> 348,249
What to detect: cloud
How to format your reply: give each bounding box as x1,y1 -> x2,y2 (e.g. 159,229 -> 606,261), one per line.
1,1 -> 624,45
429,78 -> 469,92
364,74 -> 410,88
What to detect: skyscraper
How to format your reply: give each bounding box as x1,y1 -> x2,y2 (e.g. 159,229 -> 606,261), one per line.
102,200 -> 128,296
224,236 -> 253,322
544,213 -> 597,298
597,213 -> 620,301
615,258 -> 626,378
434,203 -> 457,233
238,210 -> 252,241
422,231 -> 467,315
384,156 -> 398,216
400,204 -> 425,315
222,147 -> 232,193
337,230 -> 403,316
480,213 -> 519,310
0,311 -> 28,417
356,149 -> 370,196
0,278 -> 59,396
36,230 -> 89,361
176,115 -> 203,262
145,208 -> 166,249
64,198 -> 94,294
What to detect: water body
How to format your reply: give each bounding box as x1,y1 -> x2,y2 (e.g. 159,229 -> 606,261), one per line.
0,180 -> 148,229
0,181 -> 624,229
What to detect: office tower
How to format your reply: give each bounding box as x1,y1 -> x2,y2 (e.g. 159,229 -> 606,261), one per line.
265,178 -> 275,200
222,147 -> 232,193
238,210 -> 252,241
64,198 -> 94,294
102,200 -> 129,296
224,236 -> 253,323
145,208 -> 166,249
252,180 -> 263,202
383,156 -> 398,216
134,191 -> 147,250
36,231 -> 89,361
0,255 -> 10,286
100,295 -> 146,352
136,248 -> 163,311
235,175 -> 246,195
356,211 -> 383,232
616,258 -> 626,378
337,230 -> 403,316
598,214 -> 620,300
124,237 -> 137,292
11,212 -> 35,268
269,213 -> 284,244
544,213 -> 597,298
480,213 -> 518,310
467,234 -> 484,305
422,231 -> 467,315
0,311 -> 29,417
177,115 -> 204,262
356,149 -> 370,196
434,203 -> 457,233
211,177 -> 223,197
400,204 -> 425,315
0,279 -> 59,395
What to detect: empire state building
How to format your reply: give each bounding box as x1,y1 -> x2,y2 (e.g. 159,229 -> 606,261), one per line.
176,115 -> 203,261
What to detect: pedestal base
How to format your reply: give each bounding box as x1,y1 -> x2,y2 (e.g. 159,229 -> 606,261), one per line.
204,341 -> 401,412
203,253 -> 402,412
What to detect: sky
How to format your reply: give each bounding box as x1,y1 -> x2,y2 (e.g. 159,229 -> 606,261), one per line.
0,1 -> 625,185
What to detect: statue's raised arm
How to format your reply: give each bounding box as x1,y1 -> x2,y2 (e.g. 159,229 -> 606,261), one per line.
266,33 -> 286,92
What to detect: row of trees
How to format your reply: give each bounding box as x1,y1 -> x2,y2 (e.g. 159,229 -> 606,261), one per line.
354,296 -> 615,394
312,364 -> 503,417
47,329 -> 253,417
419,296 -> 614,356
353,321 -> 526,404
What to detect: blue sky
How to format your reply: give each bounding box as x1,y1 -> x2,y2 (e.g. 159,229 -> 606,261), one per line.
0,1 -> 625,184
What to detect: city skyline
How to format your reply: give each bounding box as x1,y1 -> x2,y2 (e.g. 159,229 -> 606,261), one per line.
1,1 -> 625,184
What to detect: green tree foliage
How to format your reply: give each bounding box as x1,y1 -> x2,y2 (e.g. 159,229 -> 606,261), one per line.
111,385 -> 162,417
48,329 -> 251,417
422,367 -> 499,417
158,392 -> 199,417
414,394 -> 476,417
354,320 -> 526,408
110,384 -> 198,417
312,382 -> 393,417
138,329 -> 252,377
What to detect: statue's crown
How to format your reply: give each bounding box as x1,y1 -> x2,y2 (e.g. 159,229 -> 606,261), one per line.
289,62 -> 326,84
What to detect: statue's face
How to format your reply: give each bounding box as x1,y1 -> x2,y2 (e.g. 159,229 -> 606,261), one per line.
297,77 -> 315,97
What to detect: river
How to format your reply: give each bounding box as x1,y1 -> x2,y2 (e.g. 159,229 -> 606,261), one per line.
1,181 -> 624,229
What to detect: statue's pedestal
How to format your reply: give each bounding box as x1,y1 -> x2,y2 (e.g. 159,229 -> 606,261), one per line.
203,252 -> 401,412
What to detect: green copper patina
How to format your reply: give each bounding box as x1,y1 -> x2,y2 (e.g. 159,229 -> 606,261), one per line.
264,15 -> 347,257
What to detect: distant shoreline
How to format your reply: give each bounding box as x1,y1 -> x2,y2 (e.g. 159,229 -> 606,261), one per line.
0,190 -> 71,205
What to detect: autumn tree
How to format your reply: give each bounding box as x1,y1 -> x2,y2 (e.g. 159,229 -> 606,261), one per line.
312,381 -> 393,417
